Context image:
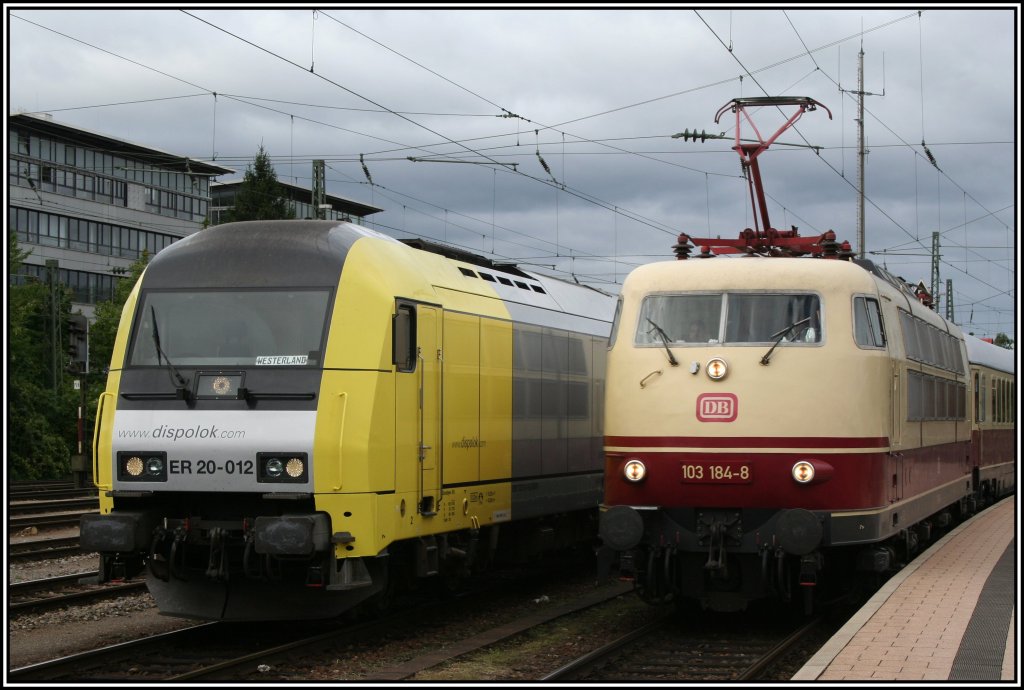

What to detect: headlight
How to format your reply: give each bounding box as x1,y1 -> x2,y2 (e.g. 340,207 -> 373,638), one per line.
146,456 -> 164,477
706,357 -> 728,380
118,451 -> 167,482
266,458 -> 284,478
792,460 -> 815,484
623,458 -> 646,482
285,457 -> 305,478
125,456 -> 144,477
258,453 -> 308,483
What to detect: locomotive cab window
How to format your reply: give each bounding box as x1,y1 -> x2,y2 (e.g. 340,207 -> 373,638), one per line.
635,292 -> 820,346
635,294 -> 721,345
127,289 -> 331,368
724,293 -> 820,344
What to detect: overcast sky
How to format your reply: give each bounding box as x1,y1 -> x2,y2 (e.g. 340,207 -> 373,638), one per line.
5,5 -> 1018,339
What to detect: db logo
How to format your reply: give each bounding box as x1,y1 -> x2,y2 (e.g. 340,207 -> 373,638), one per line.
696,393 -> 737,422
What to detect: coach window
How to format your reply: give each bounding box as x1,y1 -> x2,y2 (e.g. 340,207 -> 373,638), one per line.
977,374 -> 986,422
993,378 -> 1001,423
392,303 -> 416,373
853,296 -> 886,348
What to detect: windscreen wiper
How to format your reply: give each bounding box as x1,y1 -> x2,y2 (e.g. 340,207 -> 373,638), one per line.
646,318 -> 679,367
150,306 -> 192,401
760,316 -> 812,366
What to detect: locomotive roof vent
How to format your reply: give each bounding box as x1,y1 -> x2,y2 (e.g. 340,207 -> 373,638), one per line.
401,237 -> 533,279
456,264 -> 546,294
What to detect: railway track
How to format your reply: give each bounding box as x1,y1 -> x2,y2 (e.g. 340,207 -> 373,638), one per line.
8,487 -> 97,501
8,512 -> 92,533
9,557 -> 630,682
359,579 -> 635,682
9,563 -> 842,682
9,480 -> 79,492
8,497 -> 99,516
8,483 -> 98,537
9,572 -> 148,615
9,536 -> 84,560
541,608 -> 828,681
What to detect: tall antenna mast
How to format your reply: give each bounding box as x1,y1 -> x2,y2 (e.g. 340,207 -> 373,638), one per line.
857,45 -> 866,259
312,159 -> 326,220
843,37 -> 884,259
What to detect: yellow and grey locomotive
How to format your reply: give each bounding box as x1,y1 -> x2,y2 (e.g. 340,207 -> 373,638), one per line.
83,220 -> 616,620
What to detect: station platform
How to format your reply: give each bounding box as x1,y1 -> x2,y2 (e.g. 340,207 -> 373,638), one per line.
793,496 -> 1016,682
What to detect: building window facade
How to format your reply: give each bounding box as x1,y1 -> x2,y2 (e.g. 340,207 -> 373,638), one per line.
9,206 -> 178,260
11,263 -> 122,305
9,129 -> 210,224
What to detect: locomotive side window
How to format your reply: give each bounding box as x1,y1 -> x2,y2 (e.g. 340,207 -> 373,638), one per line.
908,370 -> 967,421
899,311 -> 919,359
392,303 -> 416,373
853,296 -> 886,348
608,296 -> 623,348
898,309 -> 965,375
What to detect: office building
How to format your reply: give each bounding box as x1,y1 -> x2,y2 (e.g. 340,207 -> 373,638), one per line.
8,112 -> 233,318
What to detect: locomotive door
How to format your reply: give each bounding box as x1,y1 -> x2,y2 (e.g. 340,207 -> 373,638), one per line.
417,305 -> 442,516
888,355 -> 904,504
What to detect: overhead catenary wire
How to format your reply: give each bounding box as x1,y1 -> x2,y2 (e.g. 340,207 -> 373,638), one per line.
696,10 -> 1011,331
19,7 -> 1003,264
12,11 -> 671,281
181,10 -> 688,246
10,10 -> 1013,328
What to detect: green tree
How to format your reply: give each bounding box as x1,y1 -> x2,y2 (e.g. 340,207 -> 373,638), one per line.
993,332 -> 1014,350
8,233 -> 78,479
224,144 -> 294,222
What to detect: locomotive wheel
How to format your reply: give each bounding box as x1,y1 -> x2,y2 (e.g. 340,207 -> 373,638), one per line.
367,566 -> 397,614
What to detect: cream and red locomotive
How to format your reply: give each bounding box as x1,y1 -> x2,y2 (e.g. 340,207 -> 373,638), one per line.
599,253 -> 1014,611
598,97 -> 1015,612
